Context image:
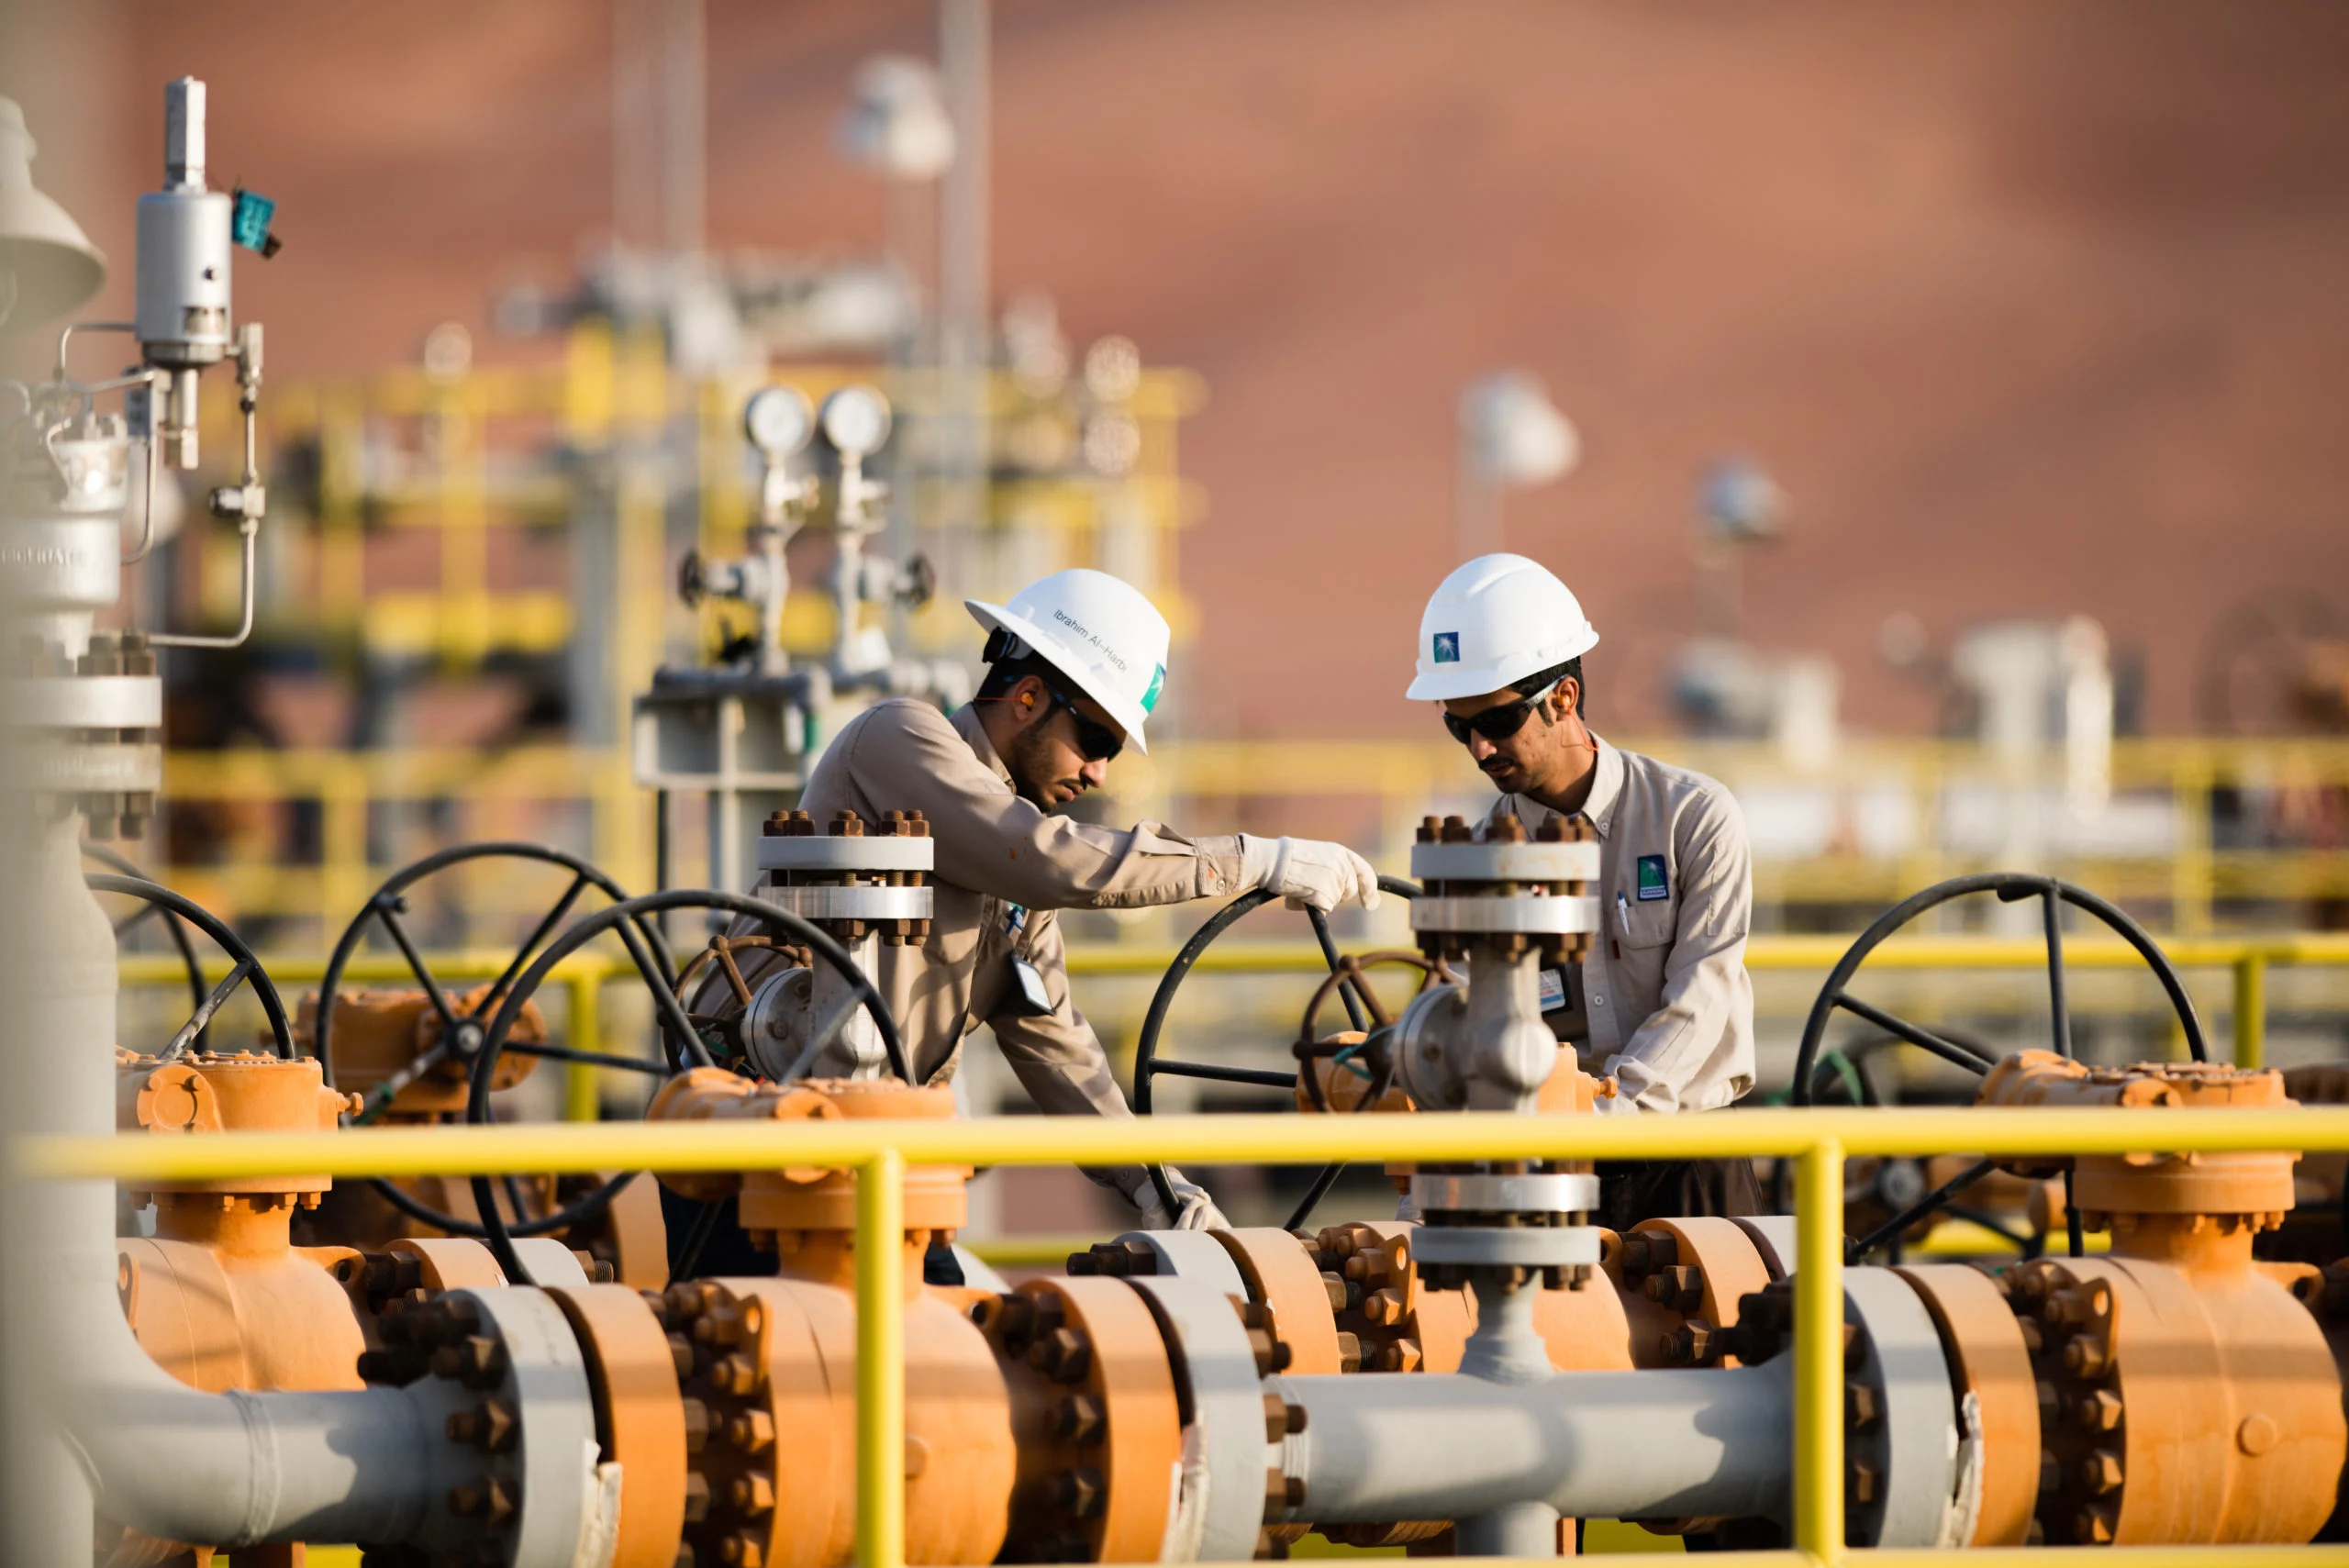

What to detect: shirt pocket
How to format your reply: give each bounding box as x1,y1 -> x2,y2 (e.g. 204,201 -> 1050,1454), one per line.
1604,885 -> 1676,1038
1619,897 -> 1675,951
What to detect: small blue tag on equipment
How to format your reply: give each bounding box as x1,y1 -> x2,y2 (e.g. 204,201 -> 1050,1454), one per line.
231,189 -> 276,252
1538,966 -> 1565,1011
1636,854 -> 1669,902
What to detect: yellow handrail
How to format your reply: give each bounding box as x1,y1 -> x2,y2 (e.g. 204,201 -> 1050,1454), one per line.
24,1105 -> 2349,1567
117,930 -> 2349,1079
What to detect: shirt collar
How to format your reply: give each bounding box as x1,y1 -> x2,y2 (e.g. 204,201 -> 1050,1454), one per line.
951,702 -> 1015,788
1581,732 -> 1625,839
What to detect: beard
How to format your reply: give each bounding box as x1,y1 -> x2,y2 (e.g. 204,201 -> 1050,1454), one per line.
1006,721 -> 1068,808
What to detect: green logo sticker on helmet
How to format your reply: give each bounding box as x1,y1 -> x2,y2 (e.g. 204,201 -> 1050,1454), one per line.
1433,631 -> 1460,663
1141,662 -> 1165,715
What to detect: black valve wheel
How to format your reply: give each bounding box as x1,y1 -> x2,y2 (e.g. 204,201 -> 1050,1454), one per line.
1792,872 -> 2207,1262
84,842 -> 211,1049
461,888 -> 909,1285
1130,874 -> 1422,1232
313,842 -> 681,1237
86,873 -> 295,1062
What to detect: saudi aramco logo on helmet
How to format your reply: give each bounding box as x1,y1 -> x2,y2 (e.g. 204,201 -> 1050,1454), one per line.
1141,662 -> 1165,715
1432,631 -> 1460,664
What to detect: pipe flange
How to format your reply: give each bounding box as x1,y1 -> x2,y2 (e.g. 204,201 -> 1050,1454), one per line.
355,1286 -> 607,1566
1408,813 -> 1596,965
1610,1218 -> 1774,1370
1308,1221 -> 1470,1374
1722,1269 -> 1965,1548
1410,1227 -> 1601,1269
974,1277 -> 1185,1564
1212,1228 -> 1357,1375
1408,840 -> 1602,883
1125,1275 -> 1286,1563
758,807 -> 934,948
1894,1264 -> 2039,1546
1410,1173 -> 1599,1214
755,835 -> 936,873
1407,895 -> 1600,935
761,884 -> 935,921
1842,1269 -> 1963,1549
548,1284 -> 689,1568
1065,1229 -> 1251,1297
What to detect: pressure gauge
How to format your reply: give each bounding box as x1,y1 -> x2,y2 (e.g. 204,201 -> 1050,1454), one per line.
819,384 -> 893,458
742,385 -> 815,459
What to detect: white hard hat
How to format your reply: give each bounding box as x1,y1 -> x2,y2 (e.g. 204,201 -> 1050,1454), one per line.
1405,553 -> 1598,702
965,568 -> 1172,754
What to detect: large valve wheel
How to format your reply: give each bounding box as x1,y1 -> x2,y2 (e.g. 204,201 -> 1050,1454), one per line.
313,842 -> 681,1236
1792,873 -> 2207,1262
1131,874 -> 1422,1231
87,872 -> 296,1061
461,888 -> 908,1285
84,842 -> 210,1049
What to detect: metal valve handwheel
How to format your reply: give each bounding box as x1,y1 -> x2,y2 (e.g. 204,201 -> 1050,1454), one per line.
1792,872 -> 2208,1262
1291,949 -> 1456,1115
1131,874 -> 1422,1231
313,842 -> 680,1236
84,842 -> 211,1048
87,871 -> 295,1062
459,887 -> 908,1285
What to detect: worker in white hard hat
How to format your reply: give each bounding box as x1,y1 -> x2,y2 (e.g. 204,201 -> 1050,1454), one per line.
1408,553 -> 1758,1228
724,569 -> 1380,1246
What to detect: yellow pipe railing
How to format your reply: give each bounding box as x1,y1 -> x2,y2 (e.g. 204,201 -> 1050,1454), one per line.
120,932 -> 2349,1083
25,1106 -> 2349,1568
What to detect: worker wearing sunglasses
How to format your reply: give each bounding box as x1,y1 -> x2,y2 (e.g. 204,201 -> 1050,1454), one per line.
1409,553 -> 1757,1232
713,568 -> 1379,1243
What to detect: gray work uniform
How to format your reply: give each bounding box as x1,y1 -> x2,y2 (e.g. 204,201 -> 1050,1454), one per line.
719,700 -> 1245,1187
1484,733 -> 1755,1114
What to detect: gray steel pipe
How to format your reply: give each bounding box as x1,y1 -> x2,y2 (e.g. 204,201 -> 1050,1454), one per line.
1275,1360 -> 1793,1527
6,816 -> 450,1553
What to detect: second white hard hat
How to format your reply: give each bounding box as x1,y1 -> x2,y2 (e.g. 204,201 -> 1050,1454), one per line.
1405,552 -> 1598,702
966,568 -> 1171,753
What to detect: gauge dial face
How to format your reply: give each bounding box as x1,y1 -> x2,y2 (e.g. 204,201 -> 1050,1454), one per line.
742,385 -> 815,457
819,384 -> 893,457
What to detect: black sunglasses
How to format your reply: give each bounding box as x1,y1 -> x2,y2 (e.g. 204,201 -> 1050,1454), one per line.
1040,680 -> 1125,762
1442,681 -> 1560,746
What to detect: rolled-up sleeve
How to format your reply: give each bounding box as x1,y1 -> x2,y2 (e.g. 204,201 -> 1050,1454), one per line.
1608,791 -> 1753,1113
841,703 -> 1246,911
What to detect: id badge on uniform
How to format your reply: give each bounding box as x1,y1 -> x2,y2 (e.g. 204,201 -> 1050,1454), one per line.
1002,903 -> 1057,1018
1008,955 -> 1058,1018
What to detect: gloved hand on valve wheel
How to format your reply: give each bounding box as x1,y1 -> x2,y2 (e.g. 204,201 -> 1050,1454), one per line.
1128,1166 -> 1230,1231
1240,834 -> 1382,914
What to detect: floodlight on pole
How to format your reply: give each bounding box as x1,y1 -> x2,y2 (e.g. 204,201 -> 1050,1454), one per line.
0,95 -> 106,331
1694,455 -> 1787,640
1454,371 -> 1578,561
835,56 -> 957,183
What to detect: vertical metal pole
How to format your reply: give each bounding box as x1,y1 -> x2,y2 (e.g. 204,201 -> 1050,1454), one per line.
564,971 -> 601,1122
937,0 -> 991,565
857,1149 -> 907,1568
1794,1139 -> 1844,1566
2234,951 -> 2266,1071
662,0 -> 705,260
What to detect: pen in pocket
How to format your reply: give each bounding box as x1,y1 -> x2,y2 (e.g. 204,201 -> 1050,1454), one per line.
1613,890 -> 1628,961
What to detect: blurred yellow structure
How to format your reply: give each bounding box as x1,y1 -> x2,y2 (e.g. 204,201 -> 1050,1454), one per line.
151,328 -> 2349,949
151,735 -> 2349,940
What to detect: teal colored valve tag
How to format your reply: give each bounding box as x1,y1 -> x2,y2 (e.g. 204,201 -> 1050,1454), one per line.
231,188 -> 277,253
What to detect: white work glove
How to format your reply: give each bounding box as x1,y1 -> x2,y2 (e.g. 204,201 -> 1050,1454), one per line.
1127,1166 -> 1231,1231
1239,834 -> 1382,914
